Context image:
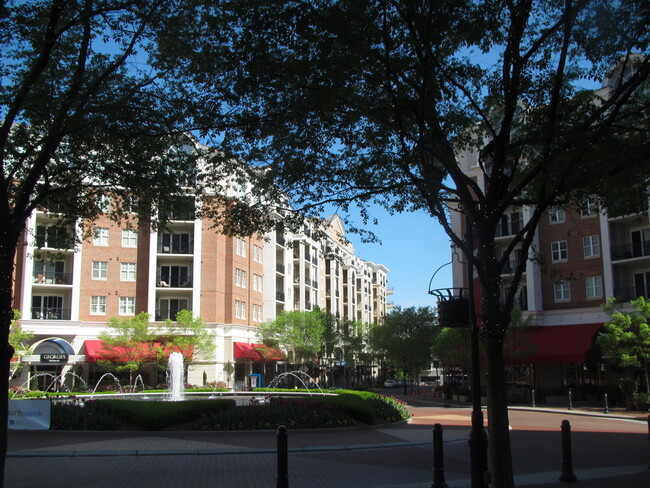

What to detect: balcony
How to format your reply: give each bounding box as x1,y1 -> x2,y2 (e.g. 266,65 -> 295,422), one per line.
613,287 -> 648,302
611,240 -> 650,261
156,275 -> 193,288
276,264 -> 285,274
276,292 -> 285,302
31,308 -> 71,320
32,271 -> 73,285
155,309 -> 192,321
157,241 -> 194,254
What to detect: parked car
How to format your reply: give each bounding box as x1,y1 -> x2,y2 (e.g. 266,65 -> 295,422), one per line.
384,379 -> 397,388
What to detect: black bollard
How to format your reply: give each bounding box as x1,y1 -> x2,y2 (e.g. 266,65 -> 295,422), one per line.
647,415 -> 649,470
603,393 -> 609,414
431,423 -> 448,488
277,425 -> 289,488
559,420 -> 578,482
531,388 -> 536,408
568,389 -> 573,411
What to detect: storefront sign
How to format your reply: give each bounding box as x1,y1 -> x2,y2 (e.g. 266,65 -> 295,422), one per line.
8,400 -> 51,430
40,353 -> 68,363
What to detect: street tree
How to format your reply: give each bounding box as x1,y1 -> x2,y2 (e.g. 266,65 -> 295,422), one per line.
9,311 -> 33,379
371,306 -> 437,394
161,2 -> 650,485
598,297 -> 650,397
0,1 -> 280,479
162,309 -> 216,364
96,312 -> 160,387
257,309 -> 326,365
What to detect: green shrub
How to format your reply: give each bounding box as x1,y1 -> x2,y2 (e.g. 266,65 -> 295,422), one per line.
51,399 -> 236,430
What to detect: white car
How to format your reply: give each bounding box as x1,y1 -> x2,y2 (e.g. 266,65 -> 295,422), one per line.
384,379 -> 397,388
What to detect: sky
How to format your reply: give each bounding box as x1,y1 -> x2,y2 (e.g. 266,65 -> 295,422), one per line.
335,206 -> 453,309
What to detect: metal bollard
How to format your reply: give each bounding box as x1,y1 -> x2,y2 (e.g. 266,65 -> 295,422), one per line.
531,388 -> 536,408
431,423 -> 448,488
568,389 -> 573,411
647,415 -> 649,470
559,420 -> 578,482
603,393 -> 609,414
277,425 -> 289,488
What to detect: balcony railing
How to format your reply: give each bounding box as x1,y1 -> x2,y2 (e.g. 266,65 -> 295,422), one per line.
155,309 -> 192,321
32,271 -> 73,285
613,287 -> 648,302
276,264 -> 285,274
611,241 -> 650,261
31,308 -> 71,320
157,242 -> 194,254
156,275 -> 193,288
276,292 -> 285,302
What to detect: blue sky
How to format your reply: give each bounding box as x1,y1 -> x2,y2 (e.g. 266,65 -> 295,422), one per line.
338,206 -> 453,309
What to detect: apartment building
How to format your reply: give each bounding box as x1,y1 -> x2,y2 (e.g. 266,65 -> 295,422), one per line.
11,200 -> 390,391
449,62 -> 648,396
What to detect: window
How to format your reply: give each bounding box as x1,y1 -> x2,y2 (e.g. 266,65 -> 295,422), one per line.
553,280 -> 571,302
253,244 -> 263,263
96,194 -> 111,212
235,300 -> 246,319
252,304 -> 263,322
93,227 -> 109,246
31,295 -> 64,319
551,241 -> 568,262
160,233 -> 192,253
580,196 -> 598,217
120,262 -> 136,281
92,261 -> 108,280
122,229 -> 138,247
253,274 -> 263,292
157,298 -> 189,321
119,297 -> 135,315
236,237 -> 247,257
235,268 -> 247,287
585,276 -> 603,299
549,207 -> 565,223
583,235 -> 600,258
90,296 -> 107,315
159,265 -> 190,287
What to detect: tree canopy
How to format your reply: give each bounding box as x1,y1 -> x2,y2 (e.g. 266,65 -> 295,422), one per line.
257,309 -> 327,364
371,306 -> 437,391
598,297 -> 650,396
158,2 -> 650,486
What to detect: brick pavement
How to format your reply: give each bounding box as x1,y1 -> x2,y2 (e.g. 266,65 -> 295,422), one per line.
5,401 -> 649,487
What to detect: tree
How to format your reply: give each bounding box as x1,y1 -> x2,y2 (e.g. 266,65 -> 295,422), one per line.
371,306 -> 436,394
257,309 -> 326,365
97,312 -> 161,387
0,1 -> 279,480
9,311 -> 33,379
161,2 -> 650,486
598,297 -> 650,397
162,309 -> 216,364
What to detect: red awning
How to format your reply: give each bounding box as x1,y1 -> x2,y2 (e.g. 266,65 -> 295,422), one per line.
233,342 -> 284,362
505,324 -> 602,364
84,340 -> 192,362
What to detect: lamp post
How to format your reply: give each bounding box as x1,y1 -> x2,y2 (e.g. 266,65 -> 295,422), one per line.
430,212 -> 488,488
465,218 -> 489,488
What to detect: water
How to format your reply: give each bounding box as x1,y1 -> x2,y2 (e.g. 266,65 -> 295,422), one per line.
267,371 -> 324,395
167,352 -> 185,401
90,373 -> 123,399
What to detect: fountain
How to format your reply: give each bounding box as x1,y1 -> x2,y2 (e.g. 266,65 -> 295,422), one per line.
267,371 -> 325,395
167,352 -> 185,401
90,373 -> 123,399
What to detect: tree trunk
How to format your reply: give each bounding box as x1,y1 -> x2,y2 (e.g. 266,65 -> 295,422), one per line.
0,226 -> 20,488
486,334 -> 514,488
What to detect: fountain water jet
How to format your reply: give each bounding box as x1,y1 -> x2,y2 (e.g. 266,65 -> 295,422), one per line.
268,371 -> 324,395
167,352 -> 185,401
